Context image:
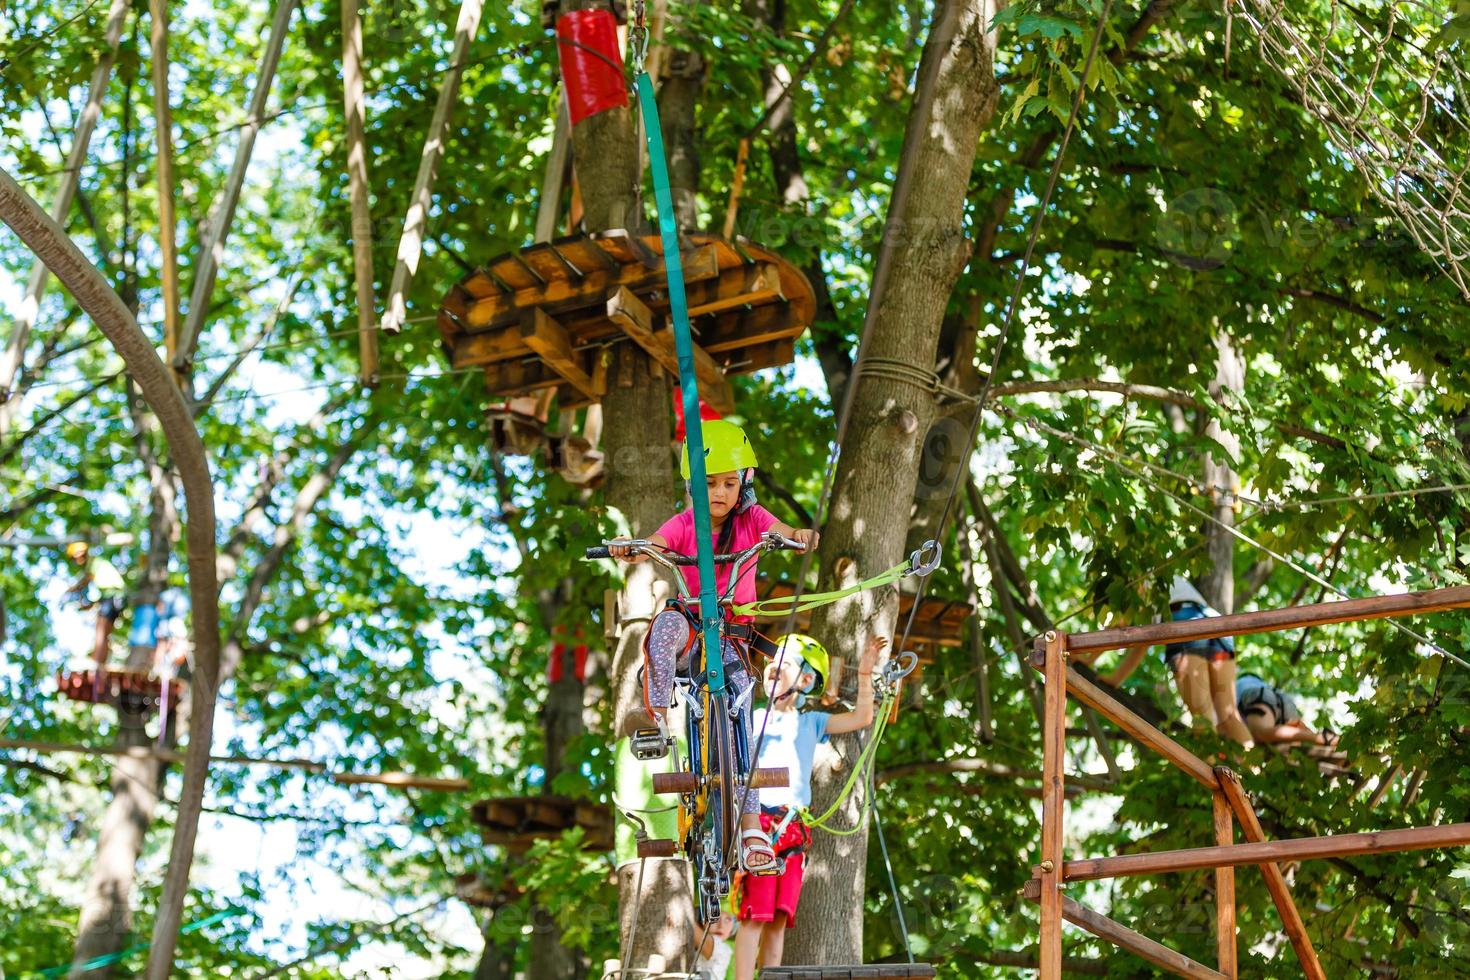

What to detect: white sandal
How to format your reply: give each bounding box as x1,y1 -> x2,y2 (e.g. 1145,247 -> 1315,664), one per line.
740,828 -> 780,876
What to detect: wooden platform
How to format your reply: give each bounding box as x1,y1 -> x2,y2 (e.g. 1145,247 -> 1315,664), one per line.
469,794 -> 614,852
759,966 -> 936,979
454,871 -> 522,910
436,232 -> 815,409
56,668 -> 182,713
750,578 -> 971,662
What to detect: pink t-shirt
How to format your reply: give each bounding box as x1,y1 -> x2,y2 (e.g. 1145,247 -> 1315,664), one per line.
656,504 -> 778,612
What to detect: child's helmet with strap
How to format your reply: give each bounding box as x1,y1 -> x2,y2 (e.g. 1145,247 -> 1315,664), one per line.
777,633 -> 829,697
679,419 -> 758,479
1168,575 -> 1209,608
65,541 -> 89,559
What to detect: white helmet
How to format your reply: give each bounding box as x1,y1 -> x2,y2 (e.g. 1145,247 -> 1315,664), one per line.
1169,576 -> 1209,608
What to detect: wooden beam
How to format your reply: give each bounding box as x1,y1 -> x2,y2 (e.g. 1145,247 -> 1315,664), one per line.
1052,658 -> 1220,790
534,92 -> 573,245
606,286 -> 735,414
1066,586 -> 1470,654
681,262 -> 782,318
0,0 -> 130,439
722,137 -> 749,241
1215,769 -> 1326,980
380,0 -> 485,335
1022,881 -> 1228,980
1063,822 -> 1470,882
177,0 -> 298,369
1213,792 -> 1237,978
1039,631 -> 1067,980
519,309 -> 599,401
341,0 -> 378,385
462,243 -> 720,330
148,0 -> 182,386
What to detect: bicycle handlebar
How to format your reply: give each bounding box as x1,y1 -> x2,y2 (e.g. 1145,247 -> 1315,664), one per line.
583,533 -> 807,566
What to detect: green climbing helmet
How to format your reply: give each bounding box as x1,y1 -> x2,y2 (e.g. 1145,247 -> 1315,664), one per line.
679,419 -> 758,480
777,633 -> 829,697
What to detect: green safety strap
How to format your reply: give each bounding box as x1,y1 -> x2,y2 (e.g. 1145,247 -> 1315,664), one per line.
26,907 -> 246,978
800,685 -> 898,835
730,557 -> 914,620
634,70 -> 727,693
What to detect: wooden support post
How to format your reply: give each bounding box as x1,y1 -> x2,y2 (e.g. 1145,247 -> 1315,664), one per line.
534,92 -> 573,245
606,286 -> 735,413
0,0 -> 130,439
341,0 -> 378,386
1062,821 -> 1470,882
1061,666 -> 1220,790
1215,769 -> 1326,980
1038,630 -> 1067,980
148,0 -> 182,386
722,137 -> 750,241
520,309 -> 600,401
1022,880 -> 1228,980
177,0 -> 298,373
1212,791 -> 1237,977
380,0 -> 486,334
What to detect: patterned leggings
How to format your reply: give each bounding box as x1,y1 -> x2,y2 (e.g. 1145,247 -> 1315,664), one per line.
644,607 -> 760,816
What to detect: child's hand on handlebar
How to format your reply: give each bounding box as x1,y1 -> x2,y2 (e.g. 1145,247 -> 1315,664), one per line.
608,539 -> 646,563
792,528 -> 819,552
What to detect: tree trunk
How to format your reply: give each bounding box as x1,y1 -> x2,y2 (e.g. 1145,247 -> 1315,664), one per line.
657,49 -> 704,234
602,342 -> 689,971
793,0 -> 1000,965
563,0 -> 640,234
1202,332 -> 1243,613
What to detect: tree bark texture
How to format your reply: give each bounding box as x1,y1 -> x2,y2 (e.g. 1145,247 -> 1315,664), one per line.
794,0 -> 1000,964
0,0 -> 130,440
0,165 -> 222,979
1202,332 -> 1243,613
657,49 -> 704,234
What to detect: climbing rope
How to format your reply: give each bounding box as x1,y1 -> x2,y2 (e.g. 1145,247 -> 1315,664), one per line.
729,540 -> 941,619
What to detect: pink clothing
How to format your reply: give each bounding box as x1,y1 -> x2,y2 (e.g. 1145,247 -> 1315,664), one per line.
655,504 -> 778,610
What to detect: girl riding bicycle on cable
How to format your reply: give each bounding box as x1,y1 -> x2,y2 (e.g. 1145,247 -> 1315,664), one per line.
608,419 -> 818,876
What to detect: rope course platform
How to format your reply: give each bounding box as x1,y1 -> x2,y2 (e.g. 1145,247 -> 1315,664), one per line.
55,668 -> 182,714
453,871 -> 522,910
1026,585 -> 1470,979
758,966 -> 937,979
469,794 -> 614,852
435,232 -> 816,411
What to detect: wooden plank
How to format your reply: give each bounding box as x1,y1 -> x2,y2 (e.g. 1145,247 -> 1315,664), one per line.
178,0 -> 298,365
722,137 -> 750,241
698,301 -> 805,352
518,309 -> 599,401
148,0 -> 182,385
1057,661 -> 1220,790
533,92 -> 572,245
1067,585 -> 1470,655
679,262 -> 783,318
1039,631 -> 1067,980
379,0 -> 485,334
606,286 -> 735,414
758,967 -> 936,979
462,245 -> 720,330
1023,885 -> 1229,980
1215,769 -> 1327,980
1063,822 -> 1470,882
1213,792 -> 1237,977
341,0 -> 377,385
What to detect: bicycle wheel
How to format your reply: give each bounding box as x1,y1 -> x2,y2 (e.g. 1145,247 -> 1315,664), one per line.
706,690 -> 739,880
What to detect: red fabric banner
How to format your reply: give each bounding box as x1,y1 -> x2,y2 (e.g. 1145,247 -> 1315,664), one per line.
556,10 -> 628,124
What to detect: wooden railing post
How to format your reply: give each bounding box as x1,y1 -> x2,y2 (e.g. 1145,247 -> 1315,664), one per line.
1212,791 -> 1237,977
1037,630 -> 1068,979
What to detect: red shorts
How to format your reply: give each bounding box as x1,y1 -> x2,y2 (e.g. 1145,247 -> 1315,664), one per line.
736,812 -> 807,926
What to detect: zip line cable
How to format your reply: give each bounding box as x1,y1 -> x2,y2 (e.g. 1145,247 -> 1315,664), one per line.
888,0 -> 1116,677
1003,405 -> 1470,670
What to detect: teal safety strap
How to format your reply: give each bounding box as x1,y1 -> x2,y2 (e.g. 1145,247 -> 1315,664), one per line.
635,70 -> 726,694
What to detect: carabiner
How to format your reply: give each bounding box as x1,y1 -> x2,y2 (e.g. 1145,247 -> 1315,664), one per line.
882,650 -> 919,685
907,539 -> 942,577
